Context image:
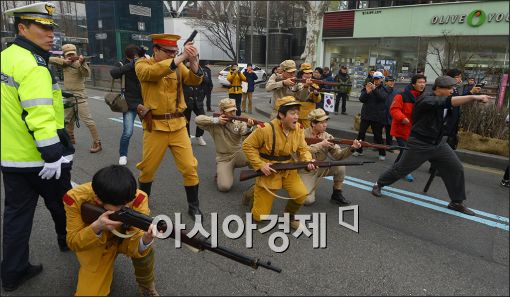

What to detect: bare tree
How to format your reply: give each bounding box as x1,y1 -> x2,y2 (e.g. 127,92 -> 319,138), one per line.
300,1 -> 329,65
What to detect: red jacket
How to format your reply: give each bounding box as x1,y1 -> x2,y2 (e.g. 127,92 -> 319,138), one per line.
390,89 -> 422,140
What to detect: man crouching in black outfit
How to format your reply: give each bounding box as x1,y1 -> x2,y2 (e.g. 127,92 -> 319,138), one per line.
371,76 -> 493,216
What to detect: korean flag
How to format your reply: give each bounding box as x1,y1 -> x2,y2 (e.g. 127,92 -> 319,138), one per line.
323,92 -> 335,112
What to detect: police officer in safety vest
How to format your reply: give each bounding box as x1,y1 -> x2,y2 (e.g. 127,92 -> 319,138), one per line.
1,2 -> 75,291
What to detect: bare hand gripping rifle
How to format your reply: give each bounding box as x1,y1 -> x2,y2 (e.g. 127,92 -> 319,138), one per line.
239,160 -> 375,181
305,137 -> 406,151
81,203 -> 282,273
212,112 -> 265,126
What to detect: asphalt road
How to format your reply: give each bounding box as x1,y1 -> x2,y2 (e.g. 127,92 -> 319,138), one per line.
1,86 -> 508,296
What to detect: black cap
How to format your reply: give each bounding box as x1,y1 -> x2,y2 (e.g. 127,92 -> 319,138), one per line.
434,76 -> 457,88
340,65 -> 347,69
385,76 -> 395,82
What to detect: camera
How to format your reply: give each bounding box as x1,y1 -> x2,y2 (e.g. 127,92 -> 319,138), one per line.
475,81 -> 486,88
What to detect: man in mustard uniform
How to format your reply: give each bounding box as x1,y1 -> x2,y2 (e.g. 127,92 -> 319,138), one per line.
49,43 -> 102,152
195,98 -> 255,192
64,165 -> 158,296
300,109 -> 361,205
227,64 -> 246,116
1,2 -> 75,291
242,96 -> 317,228
294,63 -> 321,128
265,60 -> 315,120
135,33 -> 204,219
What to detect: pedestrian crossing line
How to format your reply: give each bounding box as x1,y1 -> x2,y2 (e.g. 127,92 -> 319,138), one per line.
344,175 -> 509,223
325,176 -> 509,231
109,117 -> 142,128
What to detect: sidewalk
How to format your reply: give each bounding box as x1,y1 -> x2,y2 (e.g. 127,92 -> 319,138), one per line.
253,98 -> 508,171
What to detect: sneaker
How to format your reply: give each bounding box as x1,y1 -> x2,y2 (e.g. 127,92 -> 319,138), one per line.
197,136 -> 206,146
378,155 -> 386,161
405,174 -> 414,182
501,179 -> 510,188
2,263 -> 43,292
119,156 -> 127,166
352,152 -> 363,157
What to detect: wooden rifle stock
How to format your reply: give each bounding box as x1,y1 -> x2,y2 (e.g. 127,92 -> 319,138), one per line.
212,112 -> 264,126
80,203 -> 281,273
68,55 -> 96,61
275,77 -> 341,87
304,137 -> 406,151
239,160 -> 374,181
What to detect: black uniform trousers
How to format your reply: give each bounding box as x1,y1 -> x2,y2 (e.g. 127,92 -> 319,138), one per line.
228,93 -> 243,116
205,90 -> 212,111
184,100 -> 205,138
1,168 -> 72,284
377,136 -> 466,202
335,92 -> 348,113
356,119 -> 386,156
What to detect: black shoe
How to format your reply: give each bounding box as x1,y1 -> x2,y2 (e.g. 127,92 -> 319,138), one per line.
501,179 -> 510,188
447,202 -> 476,216
341,112 -> 347,115
371,183 -> 382,197
2,263 -> 43,292
57,234 -> 69,252
188,206 -> 203,221
330,189 -> 351,205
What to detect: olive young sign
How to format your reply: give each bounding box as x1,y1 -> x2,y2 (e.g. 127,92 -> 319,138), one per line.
352,1 -> 509,38
431,9 -> 509,27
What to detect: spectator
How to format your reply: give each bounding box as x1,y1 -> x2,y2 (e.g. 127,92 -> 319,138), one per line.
389,74 -> 427,182
333,65 -> 352,115
227,64 -> 246,116
110,44 -> 144,166
383,76 -> 397,147
241,63 -> 258,114
354,71 -> 390,161
463,76 -> 476,95
364,67 -> 376,87
201,60 -> 214,112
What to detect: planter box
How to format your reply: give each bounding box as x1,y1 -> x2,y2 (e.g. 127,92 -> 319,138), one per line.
458,131 -> 509,157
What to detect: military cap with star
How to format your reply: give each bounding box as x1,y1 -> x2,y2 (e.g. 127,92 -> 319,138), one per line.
4,2 -> 57,27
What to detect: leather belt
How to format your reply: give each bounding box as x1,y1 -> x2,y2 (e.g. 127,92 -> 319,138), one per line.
151,112 -> 184,120
260,153 -> 291,161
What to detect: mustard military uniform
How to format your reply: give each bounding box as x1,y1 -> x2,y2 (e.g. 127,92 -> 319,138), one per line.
294,63 -> 321,128
300,109 -> 354,205
64,183 -> 154,296
242,97 -> 313,221
49,44 -> 101,151
195,99 -> 253,192
135,35 -> 203,188
265,60 -> 314,120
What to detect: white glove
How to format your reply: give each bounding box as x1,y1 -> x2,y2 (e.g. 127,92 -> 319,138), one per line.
38,156 -> 71,180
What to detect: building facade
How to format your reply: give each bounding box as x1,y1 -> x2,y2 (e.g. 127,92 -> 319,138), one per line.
319,0 -> 509,96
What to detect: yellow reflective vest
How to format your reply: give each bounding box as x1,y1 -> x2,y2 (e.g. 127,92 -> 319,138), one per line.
1,37 -> 73,172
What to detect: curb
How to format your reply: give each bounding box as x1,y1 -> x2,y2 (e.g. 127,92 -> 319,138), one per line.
254,104 -> 508,171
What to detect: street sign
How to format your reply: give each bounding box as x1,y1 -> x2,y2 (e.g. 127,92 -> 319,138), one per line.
95,33 -> 107,40
131,34 -> 150,41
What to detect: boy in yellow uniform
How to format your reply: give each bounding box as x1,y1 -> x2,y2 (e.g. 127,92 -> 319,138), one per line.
242,96 -> 317,228
64,165 -> 158,296
227,64 -> 247,116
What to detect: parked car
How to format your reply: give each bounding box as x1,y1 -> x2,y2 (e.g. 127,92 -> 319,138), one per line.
218,63 -> 268,87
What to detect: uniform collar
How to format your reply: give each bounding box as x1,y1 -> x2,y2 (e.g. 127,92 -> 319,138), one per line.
13,35 -> 50,64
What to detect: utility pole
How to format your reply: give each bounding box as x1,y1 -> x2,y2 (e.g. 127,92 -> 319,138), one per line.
250,1 -> 254,63
265,1 -> 269,73
235,1 -> 240,63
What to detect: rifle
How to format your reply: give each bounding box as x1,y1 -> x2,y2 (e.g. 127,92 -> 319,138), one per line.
276,77 -> 341,87
423,168 -> 437,193
239,160 -> 374,181
212,112 -> 265,126
305,137 -> 406,151
80,203 -> 281,273
67,55 -> 97,61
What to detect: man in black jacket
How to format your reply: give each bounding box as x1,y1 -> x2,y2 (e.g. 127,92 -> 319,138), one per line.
355,71 -> 389,160
201,60 -> 214,112
184,62 -> 208,146
110,44 -> 143,166
371,76 -> 493,216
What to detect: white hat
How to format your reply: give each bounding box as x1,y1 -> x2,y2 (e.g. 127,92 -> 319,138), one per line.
4,2 -> 57,27
373,71 -> 384,79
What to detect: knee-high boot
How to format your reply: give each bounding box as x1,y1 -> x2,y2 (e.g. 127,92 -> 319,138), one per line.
139,181 -> 153,197
185,184 -> 203,220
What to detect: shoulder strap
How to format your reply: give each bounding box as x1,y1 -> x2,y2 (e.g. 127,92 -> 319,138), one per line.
268,122 -> 276,157
176,67 -> 182,110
